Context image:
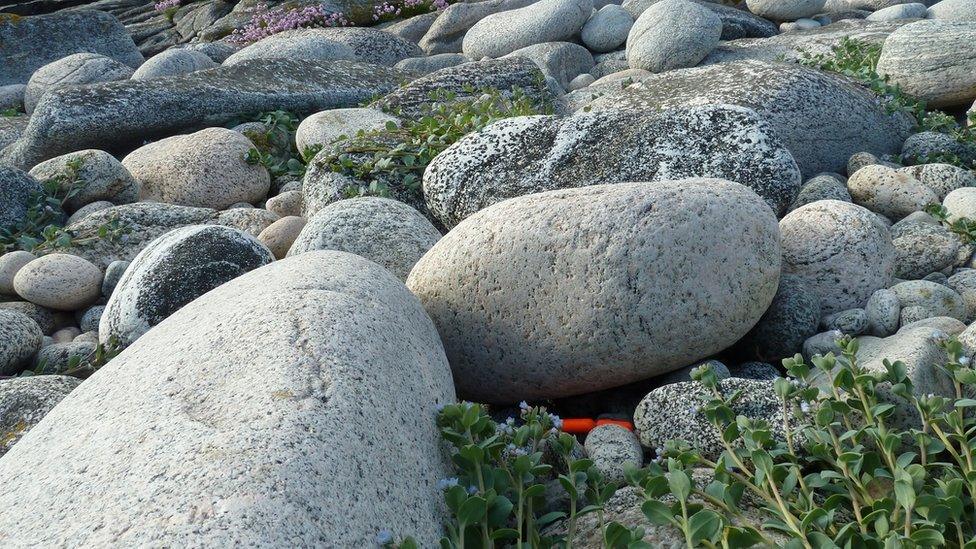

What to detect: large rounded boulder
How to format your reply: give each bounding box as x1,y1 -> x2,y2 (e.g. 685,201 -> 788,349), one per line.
0,252 -> 455,546
407,179 -> 781,402
100,225 -> 275,348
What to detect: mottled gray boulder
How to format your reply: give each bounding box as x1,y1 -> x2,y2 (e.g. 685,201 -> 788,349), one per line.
503,42 -> 594,90
0,10 -> 143,87
372,57 -> 553,120
821,308 -> 868,335
297,27 -> 422,65
462,0 -> 593,59
222,29 -> 358,66
635,379 -> 798,459
123,127 -> 270,210
0,167 -> 43,229
577,60 -> 914,177
407,179 -> 781,402
0,310 -> 43,375
131,48 -> 218,79
902,131 -> 976,166
100,225 -> 274,348
746,0 -> 826,20
0,252 -> 455,547
419,0 -> 538,54
736,274 -> 822,362
866,288 -> 901,336
14,254 -> 102,312
1,59 -> 410,169
928,0 -> 976,20
295,107 -> 400,152
0,376 -> 80,456
424,104 -> 801,228
623,0 -> 778,40
584,425 -> 643,484
948,269 -> 976,321
394,53 -> 470,75
780,200 -> 895,314
383,12 -> 440,42
0,302 -> 59,335
899,163 -> 976,200
0,84 -> 25,110
626,0 -> 722,73
288,198 -> 440,281
891,279 -> 966,323
34,341 -> 96,374
28,149 -> 139,213
0,251 -> 34,295
877,20 -> 976,108
847,165 -> 937,220
891,219 -> 961,279
866,2 -> 928,20
24,53 -> 135,114
582,5 -> 633,53
789,173 -> 852,211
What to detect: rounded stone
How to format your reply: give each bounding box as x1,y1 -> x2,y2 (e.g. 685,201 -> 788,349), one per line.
223,29 -> 357,67
780,200 -> 895,314
928,0 -> 976,21
131,48 -> 217,80
265,190 -> 303,218
0,310 -> 43,375
568,73 -> 595,90
100,225 -> 275,348
745,0 -> 826,20
24,53 -> 134,114
0,167 -> 43,229
943,187 -> 976,222
583,425 -> 643,484
66,201 -> 114,225
294,108 -> 399,153
78,305 -> 104,333
288,197 -> 441,281
101,260 -> 129,297
891,279 -> 966,324
407,179 -> 781,402
462,0 -> 593,59
0,375 -> 80,457
735,274 -> 821,362
34,341 -> 95,374
902,131 -> 975,165
866,2 -> 928,20
847,165 -> 938,221
0,302 -> 58,335
821,308 -> 868,335
626,0 -> 721,73
51,327 -> 81,344
258,216 -> 307,260
788,173 -> 852,212
891,219 -> 960,279
395,53 -> 471,75
899,163 -> 976,201
13,254 -> 102,311
28,149 -> 140,213
948,269 -> 976,322
582,5 -> 634,53
0,251 -> 36,295
122,127 -> 271,210
865,288 -> 901,337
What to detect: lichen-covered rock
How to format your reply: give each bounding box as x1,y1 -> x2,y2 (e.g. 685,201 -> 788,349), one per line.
0,10 -> 143,87
295,108 -> 400,152
418,0 -> 538,54
424,104 -> 801,228
735,274 -> 822,362
583,425 -> 643,484
123,127 -> 270,210
407,179 -> 781,402
222,29 -> 358,66
14,254 -> 102,312
298,27 -> 422,65
781,200 -> 895,314
0,167 -> 43,229
24,53 -> 135,114
0,376 -> 80,456
891,219 -> 961,279
626,0 -> 721,73
876,20 -> 976,108
100,225 -> 274,348
131,48 -> 218,79
0,251 -> 455,547
0,310 -> 43,376
462,0 -> 593,59
1,59 -> 410,169
576,60 -> 914,177
28,149 -> 139,213
891,279 -> 967,324
288,198 -> 441,281
847,165 -> 937,220
899,163 -> 976,200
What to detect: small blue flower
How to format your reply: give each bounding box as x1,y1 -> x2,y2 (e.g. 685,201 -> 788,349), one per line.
960,356 -> 971,366
437,477 -> 459,490
435,403 -> 445,413
548,413 -> 563,429
375,529 -> 393,546
519,400 -> 530,411
800,401 -> 811,414
467,485 -> 478,495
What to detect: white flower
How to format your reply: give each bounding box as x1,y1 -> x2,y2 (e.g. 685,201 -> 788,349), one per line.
800,401 -> 811,414
960,356 -> 971,366
437,477 -> 459,490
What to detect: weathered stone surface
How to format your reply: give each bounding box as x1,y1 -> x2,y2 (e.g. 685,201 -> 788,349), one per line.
407,179 -> 781,402
222,29 -> 358,66
899,163 -> 976,200
584,425 -> 643,484
789,173 -> 852,211
747,0 -> 826,20
131,48 -> 218,79
626,0 -> 722,73
624,0 -> 779,40
736,274 -> 822,361
28,149 -> 139,213
24,53 -> 135,115
14,254 -> 102,312
462,0 -> 593,59
0,251 -> 35,295
876,20 -> 976,108
902,131 -> 976,166
0,251 -> 455,547
383,11 -> 439,42
288,197 -> 441,281
258,215 -> 306,259
0,10 -> 143,87
503,42 -> 594,90
295,107 -> 399,152
576,60 -> 914,177
928,0 -> 976,20
891,279 -> 967,323
34,341 -> 95,374
780,200 -> 895,314
866,287 -> 901,336
394,53 -> 470,76
847,165 -> 937,220
100,225 -> 274,348
891,219 -> 961,279
418,0 -> 538,54
0,375 -> 80,456
582,5 -> 633,53
0,310 -> 43,375
0,167 -> 43,229
0,301 -> 59,335
298,27 -> 422,65
1,59 -> 411,169
865,2 -> 928,20
424,104 -> 800,228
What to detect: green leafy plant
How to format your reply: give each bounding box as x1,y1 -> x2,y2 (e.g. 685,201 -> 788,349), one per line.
24,336 -> 123,379
923,203 -> 976,244
240,110 -> 322,180
1,107 -> 21,117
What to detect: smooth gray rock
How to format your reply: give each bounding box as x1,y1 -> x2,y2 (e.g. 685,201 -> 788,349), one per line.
865,287 -> 901,336
945,187 -> 976,222
1,59 -> 410,170
928,0 -> 976,21
131,48 -> 218,79
626,0 -> 722,72
891,279 -> 966,323
14,254 -> 102,312
24,53 -> 135,114
288,197 -> 440,281
575,59 -> 914,177
622,0 -> 779,40
383,12 -> 440,42
100,225 -> 274,348
746,0 -> 827,20
222,29 -> 358,66
582,5 -> 634,53
0,250 -> 35,295
462,0 -> 593,59
0,376 -> 80,456
780,200 -> 895,314
28,149 -> 139,213
407,179 -> 781,402
418,0 -> 539,54
736,274 -> 822,362
294,107 -> 400,152
503,42 -> 594,90
584,425 -> 643,484
891,219 -> 961,279
948,269 -> 976,321
0,310 -> 43,375
821,307 -> 868,335
296,27 -> 422,65
568,73 -> 595,90
0,167 -> 43,229
0,251 -> 455,547
876,20 -> 976,108
803,329 -> 845,359
423,104 -> 801,228
394,53 -> 470,75
0,10 -> 143,87
847,164 -> 937,220
866,2 -> 928,19
788,173 -> 852,211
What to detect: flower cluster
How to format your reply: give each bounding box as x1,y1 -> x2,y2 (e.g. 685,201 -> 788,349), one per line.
153,0 -> 180,11
229,3 -> 350,44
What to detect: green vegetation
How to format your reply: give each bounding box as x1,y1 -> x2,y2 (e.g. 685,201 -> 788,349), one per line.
23,336 -> 123,379
240,110 -> 321,180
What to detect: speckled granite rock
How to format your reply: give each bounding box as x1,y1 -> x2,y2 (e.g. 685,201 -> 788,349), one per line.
24,53 -> 135,114
28,149 -> 139,213
0,251 -> 455,546
100,225 -> 274,348
424,104 -> 801,228
891,279 -> 966,324
735,274 -> 822,362
0,375 -> 80,456
418,0 -> 538,54
408,179 -> 781,402
877,20 -> 976,108
132,48 -> 218,79
0,167 -> 43,229
891,219 -> 961,280
0,310 -> 43,375
462,0 -> 593,59
584,425 -> 643,484
222,29 -> 357,66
